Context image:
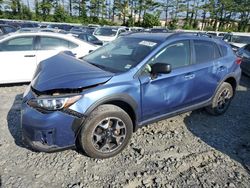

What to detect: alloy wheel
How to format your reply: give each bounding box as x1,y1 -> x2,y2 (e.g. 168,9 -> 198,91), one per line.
91,117 -> 127,153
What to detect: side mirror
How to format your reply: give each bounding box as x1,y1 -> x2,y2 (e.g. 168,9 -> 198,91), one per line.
224,39 -> 228,42
151,63 -> 172,75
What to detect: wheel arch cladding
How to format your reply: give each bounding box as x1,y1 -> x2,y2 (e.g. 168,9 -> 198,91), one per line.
103,100 -> 137,132
224,77 -> 237,94
84,95 -> 138,132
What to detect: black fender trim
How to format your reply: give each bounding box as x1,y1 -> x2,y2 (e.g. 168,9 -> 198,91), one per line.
75,94 -> 139,138
84,94 -> 138,117
213,73 -> 239,99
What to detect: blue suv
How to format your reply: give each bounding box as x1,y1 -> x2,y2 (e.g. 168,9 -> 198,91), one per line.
21,33 -> 241,158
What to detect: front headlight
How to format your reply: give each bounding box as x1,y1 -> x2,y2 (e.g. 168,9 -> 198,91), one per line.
28,95 -> 81,111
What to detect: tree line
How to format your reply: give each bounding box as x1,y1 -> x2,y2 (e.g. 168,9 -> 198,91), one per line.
0,0 -> 249,31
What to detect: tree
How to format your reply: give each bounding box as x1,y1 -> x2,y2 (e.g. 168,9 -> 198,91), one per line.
39,0 -> 53,20
35,0 -> 39,19
21,4 -> 33,20
0,0 -> 3,15
10,0 -> 21,16
142,13 -> 161,27
54,5 -> 68,22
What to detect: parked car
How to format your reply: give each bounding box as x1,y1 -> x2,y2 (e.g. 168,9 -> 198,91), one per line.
0,32 -> 98,84
17,27 -> 40,33
47,24 -> 73,31
70,26 -> 87,34
77,33 -> 103,46
205,31 -> 225,39
93,27 -> 127,43
84,27 -> 96,34
150,28 -> 169,33
0,24 -> 17,35
21,32 -> 241,158
19,22 -> 39,28
88,24 -> 100,28
236,44 -> 250,76
129,27 -> 144,32
223,32 -> 250,51
40,28 -> 68,34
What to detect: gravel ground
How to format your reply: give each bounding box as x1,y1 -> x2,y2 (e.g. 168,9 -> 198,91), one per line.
0,76 -> 250,188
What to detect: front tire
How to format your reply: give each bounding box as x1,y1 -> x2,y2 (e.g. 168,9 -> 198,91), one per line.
206,82 -> 234,116
78,104 -> 133,159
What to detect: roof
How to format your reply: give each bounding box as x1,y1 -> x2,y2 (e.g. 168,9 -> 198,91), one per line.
125,32 -> 224,44
125,32 -> 173,42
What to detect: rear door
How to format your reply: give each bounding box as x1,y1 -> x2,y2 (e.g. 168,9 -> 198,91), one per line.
190,40 -> 223,103
0,36 -> 37,83
139,40 -> 196,120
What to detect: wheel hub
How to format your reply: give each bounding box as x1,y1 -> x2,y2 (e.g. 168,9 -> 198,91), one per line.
217,88 -> 232,111
92,117 -> 127,153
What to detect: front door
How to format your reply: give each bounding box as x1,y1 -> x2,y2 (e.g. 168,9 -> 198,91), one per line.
139,40 -> 196,121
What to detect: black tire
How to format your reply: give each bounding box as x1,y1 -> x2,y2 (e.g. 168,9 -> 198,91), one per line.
205,82 -> 234,116
78,104 -> 133,159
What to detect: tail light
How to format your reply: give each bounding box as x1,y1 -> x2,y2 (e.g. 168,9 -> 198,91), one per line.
236,57 -> 242,65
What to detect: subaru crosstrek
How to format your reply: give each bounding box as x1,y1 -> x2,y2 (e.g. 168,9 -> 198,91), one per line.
21,33 -> 241,158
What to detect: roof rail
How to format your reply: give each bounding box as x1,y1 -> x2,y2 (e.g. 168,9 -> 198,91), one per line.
167,31 -> 213,40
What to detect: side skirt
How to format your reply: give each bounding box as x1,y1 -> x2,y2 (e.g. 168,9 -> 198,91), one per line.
136,99 -> 212,130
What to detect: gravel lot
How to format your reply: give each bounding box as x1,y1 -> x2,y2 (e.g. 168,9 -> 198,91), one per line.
0,75 -> 250,188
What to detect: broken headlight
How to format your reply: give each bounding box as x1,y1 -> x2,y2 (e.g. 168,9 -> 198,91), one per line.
28,95 -> 82,111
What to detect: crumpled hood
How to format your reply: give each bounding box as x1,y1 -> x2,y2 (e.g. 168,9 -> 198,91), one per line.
31,52 -> 113,92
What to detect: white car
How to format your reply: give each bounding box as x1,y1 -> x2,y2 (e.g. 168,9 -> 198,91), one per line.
223,32 -> 250,51
93,27 -> 127,43
0,32 -> 98,84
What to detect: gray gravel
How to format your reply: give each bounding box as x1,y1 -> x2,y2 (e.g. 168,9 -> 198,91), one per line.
0,76 -> 250,188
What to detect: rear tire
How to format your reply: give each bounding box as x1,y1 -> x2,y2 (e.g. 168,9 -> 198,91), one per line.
205,82 -> 234,116
78,104 -> 133,159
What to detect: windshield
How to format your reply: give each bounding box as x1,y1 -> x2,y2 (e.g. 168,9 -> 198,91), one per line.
94,28 -> 118,36
83,37 -> 159,73
231,35 -> 250,44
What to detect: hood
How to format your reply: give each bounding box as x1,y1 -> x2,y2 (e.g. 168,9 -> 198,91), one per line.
94,35 -> 117,42
32,52 -> 113,92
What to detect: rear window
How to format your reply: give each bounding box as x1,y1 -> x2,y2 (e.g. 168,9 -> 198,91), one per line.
194,40 -> 221,63
219,44 -> 228,56
231,35 -> 250,44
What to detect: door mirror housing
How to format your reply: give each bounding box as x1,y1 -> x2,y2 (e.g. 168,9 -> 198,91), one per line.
151,63 -> 172,75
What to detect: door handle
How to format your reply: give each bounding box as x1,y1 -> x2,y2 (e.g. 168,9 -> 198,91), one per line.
184,73 -> 195,80
217,66 -> 226,72
24,55 -> 36,57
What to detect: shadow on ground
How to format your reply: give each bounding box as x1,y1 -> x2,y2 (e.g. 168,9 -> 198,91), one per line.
185,75 -> 250,173
7,93 -> 27,149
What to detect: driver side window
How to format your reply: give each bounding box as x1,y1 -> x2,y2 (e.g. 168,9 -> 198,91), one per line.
148,40 -> 190,69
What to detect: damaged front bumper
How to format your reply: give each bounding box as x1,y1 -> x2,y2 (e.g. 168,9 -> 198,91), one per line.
21,88 -> 85,152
